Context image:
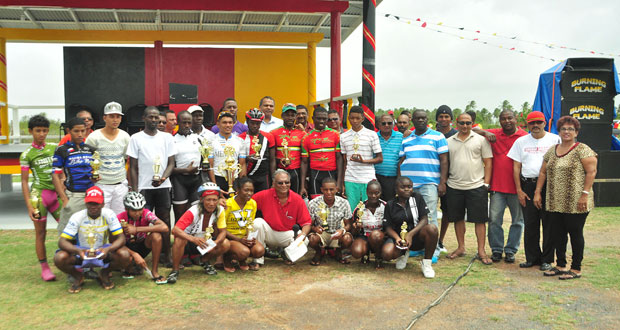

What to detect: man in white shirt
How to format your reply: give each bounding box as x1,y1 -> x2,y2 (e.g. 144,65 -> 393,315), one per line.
188,105 -> 216,141
258,96 -> 283,132
340,106 -> 383,211
208,112 -> 247,193
171,111 -> 204,221
507,111 -> 560,271
127,106 -> 177,266
85,101 -> 130,214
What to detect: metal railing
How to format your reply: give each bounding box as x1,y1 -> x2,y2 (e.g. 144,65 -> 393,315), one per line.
7,104 -> 65,144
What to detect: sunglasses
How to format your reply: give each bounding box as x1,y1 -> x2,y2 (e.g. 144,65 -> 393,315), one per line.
327,118 -> 339,122
457,121 -> 473,125
528,121 -> 544,125
380,122 -> 393,126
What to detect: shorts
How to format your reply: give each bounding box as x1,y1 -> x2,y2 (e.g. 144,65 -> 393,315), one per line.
97,181 -> 129,215
185,241 -> 202,256
286,168 -> 301,194
446,186 -> 489,223
32,189 -> 62,222
309,169 -> 337,197
386,232 -> 425,251
127,240 -> 151,258
140,188 -> 171,212
312,230 -> 342,248
58,191 -> 87,235
171,174 -> 202,205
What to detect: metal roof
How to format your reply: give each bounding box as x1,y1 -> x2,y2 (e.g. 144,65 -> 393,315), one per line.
0,1 -> 380,46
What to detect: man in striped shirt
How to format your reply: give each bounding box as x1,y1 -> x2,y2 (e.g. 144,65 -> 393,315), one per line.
398,110 -> 448,229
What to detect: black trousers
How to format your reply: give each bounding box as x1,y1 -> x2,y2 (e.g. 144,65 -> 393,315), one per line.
521,179 -> 554,264
376,174 -> 396,201
286,168 -> 300,194
309,169 -> 337,197
549,211 -> 588,271
249,174 -> 270,193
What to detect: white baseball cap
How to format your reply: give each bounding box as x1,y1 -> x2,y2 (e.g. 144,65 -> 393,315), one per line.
104,101 -> 123,115
187,105 -> 203,114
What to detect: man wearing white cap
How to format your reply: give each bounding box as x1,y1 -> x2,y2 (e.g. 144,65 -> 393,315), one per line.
188,105 -> 216,141
86,101 -> 131,214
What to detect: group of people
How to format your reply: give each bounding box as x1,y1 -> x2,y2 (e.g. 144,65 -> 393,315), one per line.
20,96 -> 598,293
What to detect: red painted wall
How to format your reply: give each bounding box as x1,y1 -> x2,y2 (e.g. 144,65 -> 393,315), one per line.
144,47 -> 235,112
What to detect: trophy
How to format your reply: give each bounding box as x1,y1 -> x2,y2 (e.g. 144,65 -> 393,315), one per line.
351,135 -> 361,160
204,226 -> 214,241
355,201 -> 365,228
218,145 -> 241,195
400,222 -> 408,245
86,225 -> 98,257
90,151 -> 101,180
281,138 -> 292,167
318,202 -> 329,232
251,135 -> 262,161
199,139 -> 213,171
244,211 -> 255,238
152,155 -> 162,181
120,219 -> 131,239
30,190 -> 41,219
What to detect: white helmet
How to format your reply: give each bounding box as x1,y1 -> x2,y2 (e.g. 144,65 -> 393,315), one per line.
123,191 -> 146,210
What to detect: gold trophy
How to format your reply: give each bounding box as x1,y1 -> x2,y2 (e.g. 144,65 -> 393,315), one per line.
244,211 -> 255,238
30,190 -> 41,219
355,201 -> 365,228
204,226 -> 214,241
90,151 -> 101,180
152,155 -> 162,181
86,225 -> 97,257
281,138 -> 292,166
218,145 -> 241,195
120,219 -> 131,240
351,135 -> 361,160
400,222 -> 408,246
199,139 -> 213,171
318,202 -> 330,232
251,135 -> 262,161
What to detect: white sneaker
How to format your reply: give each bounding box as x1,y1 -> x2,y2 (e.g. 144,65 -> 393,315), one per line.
438,242 -> 448,254
421,259 -> 435,278
395,252 -> 409,269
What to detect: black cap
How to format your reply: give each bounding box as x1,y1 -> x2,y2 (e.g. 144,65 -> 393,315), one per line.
436,105 -> 453,120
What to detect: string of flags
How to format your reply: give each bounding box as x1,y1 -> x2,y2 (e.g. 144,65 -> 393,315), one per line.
382,13 -> 620,62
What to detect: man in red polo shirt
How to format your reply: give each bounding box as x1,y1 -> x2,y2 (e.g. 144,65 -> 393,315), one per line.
300,106 -> 343,198
270,104 -> 307,194
476,110 -> 527,263
252,169 -> 312,267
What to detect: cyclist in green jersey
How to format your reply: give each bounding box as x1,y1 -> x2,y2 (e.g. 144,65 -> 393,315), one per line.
20,115 -> 63,281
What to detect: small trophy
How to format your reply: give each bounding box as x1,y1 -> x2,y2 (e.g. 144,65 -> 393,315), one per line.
152,155 -> 162,181
244,212 -> 255,238
318,202 -> 329,232
204,226 -> 214,241
351,135 -> 361,160
86,225 -> 98,257
355,201 -> 365,228
199,139 -> 213,171
281,138 -> 292,167
251,135 -> 262,160
400,222 -> 408,245
120,219 -> 131,239
90,151 -> 101,180
30,190 -> 41,219
218,145 -> 242,195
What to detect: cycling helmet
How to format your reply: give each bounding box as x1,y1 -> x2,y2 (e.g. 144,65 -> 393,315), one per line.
245,108 -> 265,122
197,182 -> 220,197
123,191 -> 146,210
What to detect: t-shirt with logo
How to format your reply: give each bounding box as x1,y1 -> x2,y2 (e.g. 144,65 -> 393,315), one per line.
20,142 -> 57,191
399,129 -> 448,187
53,141 -> 96,192
175,204 -> 227,235
116,208 -> 159,242
173,132 -> 202,175
61,208 -> 123,249
239,131 -> 275,177
270,126 -> 307,170
209,134 -> 247,178
85,129 -> 130,185
507,132 -> 561,179
301,128 -> 341,171
224,197 -> 258,238
485,128 -> 528,194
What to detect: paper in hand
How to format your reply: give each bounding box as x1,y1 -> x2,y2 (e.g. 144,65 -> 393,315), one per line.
196,239 -> 217,255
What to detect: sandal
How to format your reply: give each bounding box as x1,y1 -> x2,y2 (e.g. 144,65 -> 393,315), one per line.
238,261 -> 250,271
310,253 -> 322,266
167,270 -> 179,284
361,255 -> 370,264
544,267 -> 568,277
475,253 -> 493,265
97,276 -> 115,290
68,277 -> 84,294
152,275 -> 168,285
248,262 -> 260,271
375,258 -> 384,270
559,270 -> 581,280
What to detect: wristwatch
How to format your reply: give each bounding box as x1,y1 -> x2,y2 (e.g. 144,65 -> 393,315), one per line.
483,183 -> 490,189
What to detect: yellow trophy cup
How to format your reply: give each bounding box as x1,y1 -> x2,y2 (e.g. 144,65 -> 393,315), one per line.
281,138 -> 292,167
204,226 -> 214,241
318,202 -> 330,232
218,145 -> 241,195
400,222 -> 408,247
90,151 -> 101,180
355,201 -> 365,229
152,155 -> 162,181
351,135 -> 361,161
244,210 -> 255,238
251,135 -> 262,161
30,190 -> 41,219
86,225 -> 98,257
200,139 -> 213,171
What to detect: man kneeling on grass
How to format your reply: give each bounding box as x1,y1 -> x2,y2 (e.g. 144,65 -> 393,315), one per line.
167,183 -> 230,283
54,186 -> 131,293
381,177 -> 438,278
116,192 -> 169,284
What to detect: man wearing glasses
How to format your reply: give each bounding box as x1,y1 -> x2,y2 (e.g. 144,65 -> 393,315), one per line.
327,110 -> 344,133
375,113 -> 403,201
445,113 -> 493,264
251,170 -> 312,267
507,111 -> 559,271
59,107 -> 95,145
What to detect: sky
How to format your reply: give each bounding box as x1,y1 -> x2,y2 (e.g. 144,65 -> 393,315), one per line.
6,0 -> 620,122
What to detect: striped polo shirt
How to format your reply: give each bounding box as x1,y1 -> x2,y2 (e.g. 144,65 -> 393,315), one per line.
341,127 -> 382,183
271,126 -> 306,170
301,128 -> 341,171
399,128 -> 448,187
375,130 -> 403,177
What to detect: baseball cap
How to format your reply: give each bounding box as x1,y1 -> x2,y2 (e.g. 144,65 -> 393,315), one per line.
104,101 -> 123,115
282,103 -> 297,113
526,111 -> 545,123
187,105 -> 204,114
84,186 -> 104,204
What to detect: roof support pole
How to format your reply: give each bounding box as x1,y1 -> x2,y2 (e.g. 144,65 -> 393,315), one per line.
330,10 -> 342,113
361,0 -> 376,129
154,40 -> 164,105
307,41 -> 316,110
0,38 -> 7,144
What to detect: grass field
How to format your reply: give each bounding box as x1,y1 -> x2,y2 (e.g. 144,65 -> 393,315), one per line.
1,207 -> 619,329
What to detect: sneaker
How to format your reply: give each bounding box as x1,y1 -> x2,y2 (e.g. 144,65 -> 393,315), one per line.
420,259 -> 435,278
438,241 -> 448,254
395,252 -> 409,270
504,253 -> 515,263
491,252 -> 503,263
203,262 -> 218,275
166,270 -> 179,284
539,263 -> 553,271
409,249 -> 425,257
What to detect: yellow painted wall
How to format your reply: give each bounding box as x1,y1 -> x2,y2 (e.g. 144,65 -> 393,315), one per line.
234,48 -> 308,121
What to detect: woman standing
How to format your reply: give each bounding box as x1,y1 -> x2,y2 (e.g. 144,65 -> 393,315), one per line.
534,116 -> 597,280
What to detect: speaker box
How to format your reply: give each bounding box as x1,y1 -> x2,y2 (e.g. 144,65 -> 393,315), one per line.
575,122 -> 612,151
561,99 -> 615,123
593,151 -> 620,207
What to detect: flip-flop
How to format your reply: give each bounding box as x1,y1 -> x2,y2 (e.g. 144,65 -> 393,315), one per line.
68,279 -> 83,294
310,254 -> 321,266
559,270 -> 581,280
97,276 -> 115,290
152,275 -> 168,285
248,262 -> 260,271
447,251 -> 466,259
543,267 -> 568,277
475,254 -> 493,265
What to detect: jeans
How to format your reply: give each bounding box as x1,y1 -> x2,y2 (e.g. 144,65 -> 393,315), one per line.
488,191 -> 524,255
414,184 -> 438,227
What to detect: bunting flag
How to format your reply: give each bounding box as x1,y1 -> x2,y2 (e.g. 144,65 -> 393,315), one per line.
383,13 -> 620,61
